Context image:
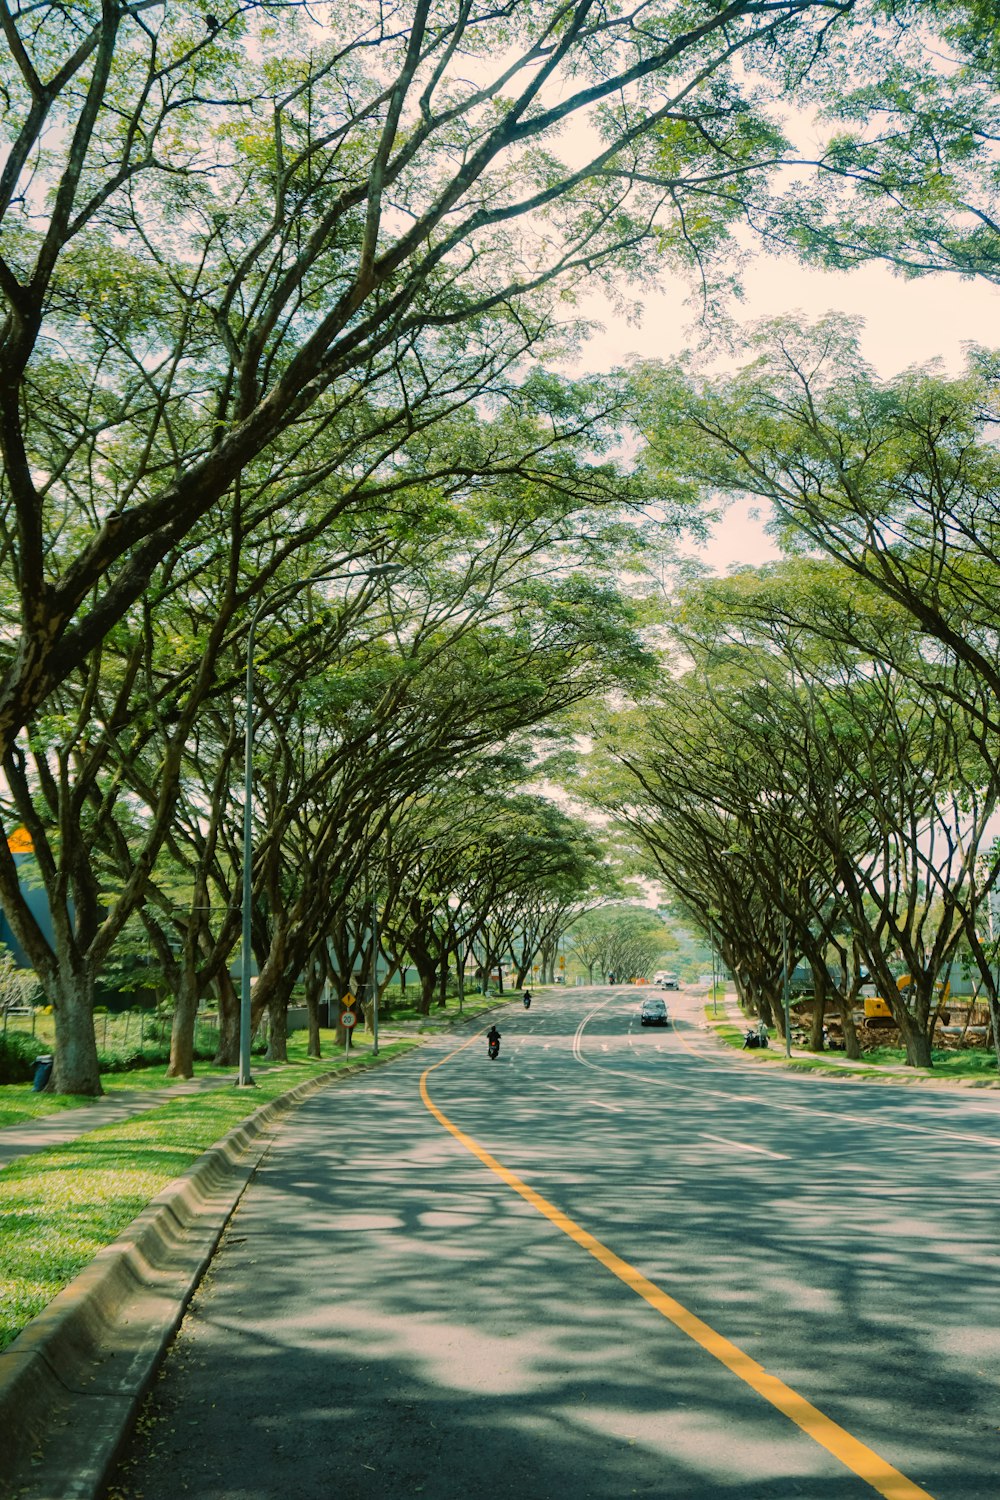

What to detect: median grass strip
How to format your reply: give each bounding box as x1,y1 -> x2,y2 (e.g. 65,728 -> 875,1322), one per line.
0,1037 -> 415,1353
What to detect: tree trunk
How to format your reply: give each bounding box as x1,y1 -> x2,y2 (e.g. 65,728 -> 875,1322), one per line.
214,968 -> 240,1066
417,967 -> 435,1015
50,967 -> 103,1096
407,940 -> 435,1015
839,999 -> 861,1060
265,992 -> 289,1062
986,991 -> 1000,1071
167,984 -> 197,1080
809,984 -> 826,1052
754,986 -> 775,1029
895,1004 -> 933,1067
304,953 -> 323,1058
167,970 -> 199,1078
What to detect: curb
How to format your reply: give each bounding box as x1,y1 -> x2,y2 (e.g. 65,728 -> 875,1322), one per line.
0,1063 -> 366,1500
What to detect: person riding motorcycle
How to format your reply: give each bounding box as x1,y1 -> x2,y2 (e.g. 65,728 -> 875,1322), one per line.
522,989 -> 532,1008
487,1024 -> 502,1058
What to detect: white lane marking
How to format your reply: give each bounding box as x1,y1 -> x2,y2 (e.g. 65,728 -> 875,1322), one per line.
571,996 -> 1000,1152
702,1132 -> 789,1160
587,1099 -> 624,1113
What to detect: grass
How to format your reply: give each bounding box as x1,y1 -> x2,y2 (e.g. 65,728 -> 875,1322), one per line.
388,989 -> 504,1028
860,1044 -> 1000,1079
705,1002 -> 1000,1083
0,1031 -> 417,1352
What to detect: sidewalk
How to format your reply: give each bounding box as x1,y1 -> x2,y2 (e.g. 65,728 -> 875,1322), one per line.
0,1074 -> 240,1171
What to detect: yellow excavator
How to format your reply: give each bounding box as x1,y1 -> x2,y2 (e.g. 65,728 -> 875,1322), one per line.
864,973 -> 951,1020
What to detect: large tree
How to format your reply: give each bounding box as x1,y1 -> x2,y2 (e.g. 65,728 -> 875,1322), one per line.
1,0 -> 872,761
592,557 -> 1000,1065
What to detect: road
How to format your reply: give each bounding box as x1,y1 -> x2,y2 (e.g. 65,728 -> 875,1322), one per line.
106,987 -> 1000,1500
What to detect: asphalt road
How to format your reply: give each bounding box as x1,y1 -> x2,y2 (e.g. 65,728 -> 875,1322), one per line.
105,987 -> 1000,1500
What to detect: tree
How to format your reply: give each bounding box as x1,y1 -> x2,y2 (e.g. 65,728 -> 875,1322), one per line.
765,1 -> 1000,283
592,555 -> 1000,1065
0,351 -> 668,1090
633,321 -> 1000,706
0,0 -> 868,761
376,783 -> 606,1011
567,904 -> 669,983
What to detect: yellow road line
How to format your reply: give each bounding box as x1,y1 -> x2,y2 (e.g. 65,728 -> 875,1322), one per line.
420,1043 -> 935,1500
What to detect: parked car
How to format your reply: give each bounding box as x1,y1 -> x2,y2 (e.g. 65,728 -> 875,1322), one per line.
640,997 -> 670,1027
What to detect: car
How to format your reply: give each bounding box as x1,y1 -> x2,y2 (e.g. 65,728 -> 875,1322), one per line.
660,972 -> 679,990
640,997 -> 670,1027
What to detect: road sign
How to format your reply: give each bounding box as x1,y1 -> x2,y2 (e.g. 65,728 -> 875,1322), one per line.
341,1010 -> 357,1028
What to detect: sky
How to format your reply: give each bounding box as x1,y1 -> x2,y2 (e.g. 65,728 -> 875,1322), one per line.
570,250 -> 999,573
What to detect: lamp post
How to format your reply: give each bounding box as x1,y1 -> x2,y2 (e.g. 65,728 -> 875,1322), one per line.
707,907 -> 720,1016
369,889 -> 380,1057
239,561 -> 403,1087
779,871 -> 792,1058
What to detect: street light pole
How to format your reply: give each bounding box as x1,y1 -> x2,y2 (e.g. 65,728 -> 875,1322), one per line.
370,890 -> 380,1057
239,597 -> 264,1087
780,873 -> 792,1058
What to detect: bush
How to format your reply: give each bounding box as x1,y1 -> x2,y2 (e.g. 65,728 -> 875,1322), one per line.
0,1032 -> 48,1085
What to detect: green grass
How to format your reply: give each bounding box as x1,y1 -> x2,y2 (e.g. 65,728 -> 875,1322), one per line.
705,1003 -> 1000,1082
0,1033 -> 416,1352
389,990 -> 504,1027
859,1044 -> 1000,1078
704,1009 -> 747,1050
0,1017 -> 411,1127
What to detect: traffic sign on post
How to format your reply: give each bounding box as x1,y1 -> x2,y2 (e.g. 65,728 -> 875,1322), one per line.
341,1010 -> 357,1028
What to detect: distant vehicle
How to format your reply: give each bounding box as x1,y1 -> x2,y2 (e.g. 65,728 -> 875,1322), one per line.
640,997 -> 670,1027
660,972 -> 679,990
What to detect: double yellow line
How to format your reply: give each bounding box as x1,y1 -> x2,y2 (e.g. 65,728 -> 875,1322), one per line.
420,1034 -> 934,1500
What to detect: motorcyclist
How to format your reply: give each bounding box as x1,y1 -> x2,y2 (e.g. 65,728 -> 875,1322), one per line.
522,989 -> 532,1008
487,1024 -> 502,1057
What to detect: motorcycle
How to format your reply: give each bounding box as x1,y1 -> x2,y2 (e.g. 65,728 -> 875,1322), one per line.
522,990 -> 532,1009
487,1032 -> 501,1060
742,1028 -> 769,1049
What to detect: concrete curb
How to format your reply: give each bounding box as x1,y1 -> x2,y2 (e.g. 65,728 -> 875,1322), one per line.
0,1064 -> 365,1500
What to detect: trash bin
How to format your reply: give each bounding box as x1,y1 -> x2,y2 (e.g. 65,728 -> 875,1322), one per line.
33,1054 -> 53,1091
